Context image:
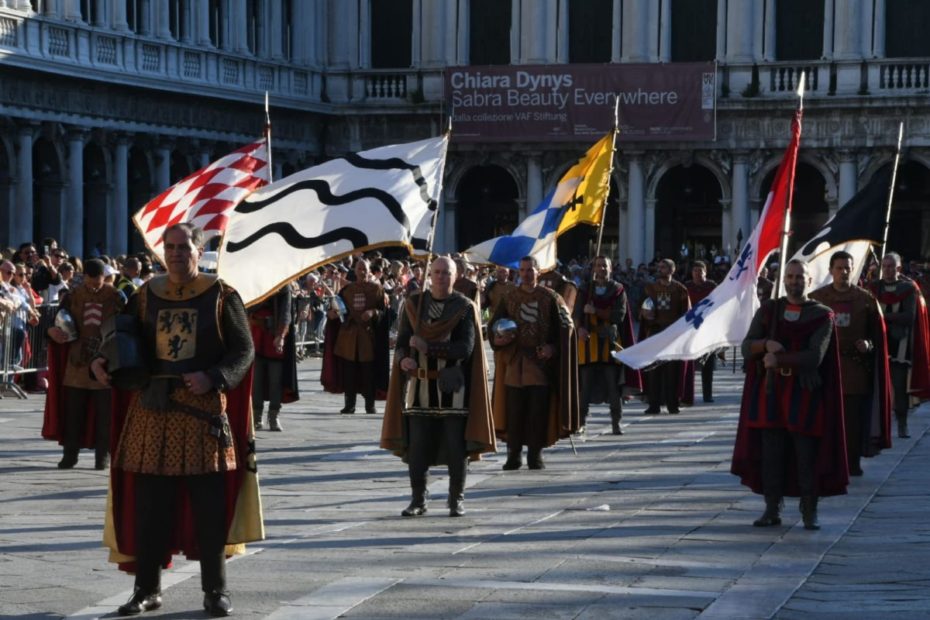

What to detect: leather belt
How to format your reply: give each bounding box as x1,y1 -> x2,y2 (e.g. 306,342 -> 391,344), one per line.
407,368 -> 440,380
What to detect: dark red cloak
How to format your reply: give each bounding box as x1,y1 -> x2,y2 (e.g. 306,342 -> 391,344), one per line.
731,303 -> 849,497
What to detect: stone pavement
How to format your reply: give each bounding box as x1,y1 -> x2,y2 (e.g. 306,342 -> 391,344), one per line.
1,351 -> 928,619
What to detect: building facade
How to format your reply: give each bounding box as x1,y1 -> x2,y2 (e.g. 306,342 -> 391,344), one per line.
1,0 -> 928,263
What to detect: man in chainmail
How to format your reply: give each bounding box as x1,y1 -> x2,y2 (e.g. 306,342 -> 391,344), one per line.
380,256 -> 495,517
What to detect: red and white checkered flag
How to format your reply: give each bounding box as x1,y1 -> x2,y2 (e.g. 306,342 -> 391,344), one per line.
132,139 -> 269,261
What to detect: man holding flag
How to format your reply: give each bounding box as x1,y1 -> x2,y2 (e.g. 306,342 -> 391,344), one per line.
639,258 -> 690,414
732,259 -> 847,530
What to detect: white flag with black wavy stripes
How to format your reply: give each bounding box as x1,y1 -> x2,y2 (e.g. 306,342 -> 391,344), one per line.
217,135 -> 448,306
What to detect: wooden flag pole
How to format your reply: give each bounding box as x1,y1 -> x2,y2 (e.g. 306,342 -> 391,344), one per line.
879,121 -> 905,260
264,91 -> 274,184
595,98 -> 621,257
773,73 -> 805,299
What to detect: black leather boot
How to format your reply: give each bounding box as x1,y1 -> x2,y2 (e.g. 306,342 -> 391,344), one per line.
753,496 -> 783,527
897,414 -> 910,438
57,448 -> 78,469
800,496 -> 820,530
527,448 -> 546,470
610,409 -> 623,435
502,446 -> 522,470
203,590 -> 233,617
401,484 -> 428,517
268,409 -> 283,431
448,479 -> 466,517
341,393 -> 356,414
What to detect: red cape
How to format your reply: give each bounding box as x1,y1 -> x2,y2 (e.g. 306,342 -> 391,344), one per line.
869,281 -> 930,400
866,310 -> 893,455
41,341 -> 117,447
731,307 -> 849,498
105,368 -> 262,571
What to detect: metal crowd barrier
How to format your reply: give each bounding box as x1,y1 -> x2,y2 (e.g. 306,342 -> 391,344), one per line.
0,302 -> 56,399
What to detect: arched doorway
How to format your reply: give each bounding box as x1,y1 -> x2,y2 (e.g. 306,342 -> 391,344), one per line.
655,164 -> 722,262
883,159 -> 930,261
455,165 -> 519,251
758,162 -> 827,257
32,137 -> 63,247
83,143 -> 108,258
557,176 -> 620,263
128,146 -> 152,254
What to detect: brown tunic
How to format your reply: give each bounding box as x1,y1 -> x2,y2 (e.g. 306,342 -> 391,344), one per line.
61,284 -> 123,390
810,285 -> 881,395
495,286 -> 560,387
641,280 -> 690,336
334,280 -> 386,362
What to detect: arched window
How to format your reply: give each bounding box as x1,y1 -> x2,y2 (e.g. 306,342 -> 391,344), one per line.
776,0 -> 824,61
470,0 -> 511,65
456,165 -> 519,250
370,0 -> 413,69
670,0 -> 716,62
885,0 -> 930,58
568,0 -> 612,64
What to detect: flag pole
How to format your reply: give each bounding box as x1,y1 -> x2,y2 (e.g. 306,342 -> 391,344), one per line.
773,73 -> 804,299
879,121 -> 905,259
264,91 -> 274,183
595,98 -> 621,257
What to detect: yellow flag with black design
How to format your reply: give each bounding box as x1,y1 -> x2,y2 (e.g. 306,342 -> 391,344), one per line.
556,131 -> 616,236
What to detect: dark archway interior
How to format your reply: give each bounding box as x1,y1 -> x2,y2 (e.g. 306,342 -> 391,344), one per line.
758,162 -> 827,257
881,159 -> 930,261
83,142 -> 108,258
655,164 -> 722,261
128,146 -> 152,254
32,137 -> 62,246
456,165 -> 519,251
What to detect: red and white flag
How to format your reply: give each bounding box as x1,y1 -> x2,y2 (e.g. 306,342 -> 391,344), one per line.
616,111 -> 802,369
132,139 -> 269,262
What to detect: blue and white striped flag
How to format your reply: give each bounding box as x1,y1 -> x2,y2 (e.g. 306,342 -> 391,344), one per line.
462,133 -> 614,270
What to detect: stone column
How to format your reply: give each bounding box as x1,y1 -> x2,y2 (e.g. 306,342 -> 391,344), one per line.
526,154 -> 543,214
731,152 -> 750,254
358,0 -> 370,67
420,0 -> 445,66
64,0 -> 82,21
155,0 -> 172,39
113,136 -> 130,256
716,0 -> 727,60
726,0 -> 755,62
611,0 -> 622,62
626,153 -> 645,265
14,126 -> 34,246
180,0 -> 193,43
873,0 -> 886,57
833,0 -> 865,59
838,150 -> 858,207
621,0 -> 651,61
645,198 -> 656,263
556,0 -> 568,63
196,0 -> 212,45
763,0 -> 775,61
155,143 -> 172,194
658,0 -> 671,62
139,0 -> 152,36
328,0 -> 356,69
65,129 -> 86,255
822,0 -> 836,59
93,0 -> 106,26
112,0 -> 129,31
270,0 -> 283,59
232,0 -> 249,54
